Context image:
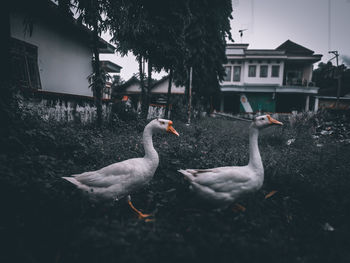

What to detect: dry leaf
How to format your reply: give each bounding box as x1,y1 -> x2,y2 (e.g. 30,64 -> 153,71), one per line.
265,190 -> 278,199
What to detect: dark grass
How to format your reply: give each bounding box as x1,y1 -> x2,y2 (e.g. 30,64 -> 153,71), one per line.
1,113 -> 350,263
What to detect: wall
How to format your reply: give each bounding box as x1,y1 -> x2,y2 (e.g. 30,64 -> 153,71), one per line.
302,64 -> 313,83
151,80 -> 185,94
222,60 -> 284,86
125,80 -> 185,94
10,11 -> 93,97
243,61 -> 284,85
19,91 -> 111,123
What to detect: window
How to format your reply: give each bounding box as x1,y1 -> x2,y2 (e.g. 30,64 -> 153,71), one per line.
224,66 -> 232,81
10,38 -> 41,89
233,66 -> 241,81
248,65 -> 256,77
271,65 -> 280,77
260,65 -> 268,78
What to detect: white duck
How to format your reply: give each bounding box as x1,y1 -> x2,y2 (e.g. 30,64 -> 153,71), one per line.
63,118 -> 179,218
178,114 -> 282,207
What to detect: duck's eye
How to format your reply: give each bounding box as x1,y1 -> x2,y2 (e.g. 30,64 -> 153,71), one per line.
160,121 -> 165,125
262,118 -> 265,120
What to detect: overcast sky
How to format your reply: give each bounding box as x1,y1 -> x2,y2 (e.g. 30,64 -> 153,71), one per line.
101,0 -> 350,81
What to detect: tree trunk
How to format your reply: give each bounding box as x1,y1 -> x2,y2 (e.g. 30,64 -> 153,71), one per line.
187,67 -> 193,124
0,5 -> 11,86
92,20 -> 102,127
147,58 -> 152,113
138,56 -> 147,117
165,69 -> 173,118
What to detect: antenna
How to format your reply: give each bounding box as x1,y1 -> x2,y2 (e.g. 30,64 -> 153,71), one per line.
238,29 -> 248,43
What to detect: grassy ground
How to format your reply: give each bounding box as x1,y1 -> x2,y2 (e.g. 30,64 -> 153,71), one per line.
1,112 -> 350,263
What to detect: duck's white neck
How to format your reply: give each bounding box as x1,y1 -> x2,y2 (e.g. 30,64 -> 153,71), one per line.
248,125 -> 263,170
142,123 -> 159,165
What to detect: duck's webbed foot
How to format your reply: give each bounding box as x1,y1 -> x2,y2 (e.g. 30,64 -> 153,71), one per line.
127,195 -> 153,220
231,203 -> 246,212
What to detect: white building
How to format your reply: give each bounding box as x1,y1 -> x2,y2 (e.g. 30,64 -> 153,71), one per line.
119,76 -> 185,103
9,2 -> 120,98
219,40 -> 322,113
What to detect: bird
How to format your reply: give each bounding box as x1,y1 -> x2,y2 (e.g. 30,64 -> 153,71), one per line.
63,118 -> 179,219
178,114 -> 283,208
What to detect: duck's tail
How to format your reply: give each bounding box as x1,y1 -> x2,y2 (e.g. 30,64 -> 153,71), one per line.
178,169 -> 196,181
62,177 -> 89,191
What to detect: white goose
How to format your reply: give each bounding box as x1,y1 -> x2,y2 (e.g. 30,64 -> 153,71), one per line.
63,118 -> 179,218
178,115 -> 282,207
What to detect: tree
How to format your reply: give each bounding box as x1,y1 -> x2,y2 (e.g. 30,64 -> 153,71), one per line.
73,0 -> 108,126
313,62 -> 350,97
183,0 -> 233,112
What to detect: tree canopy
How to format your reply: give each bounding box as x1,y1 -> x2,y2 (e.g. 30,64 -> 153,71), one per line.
313,62 -> 350,96
106,0 -> 233,106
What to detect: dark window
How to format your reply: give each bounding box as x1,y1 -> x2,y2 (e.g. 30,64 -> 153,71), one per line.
224,66 -> 232,81
260,65 -> 268,78
233,66 -> 241,81
248,65 -> 256,77
271,65 -> 280,77
10,38 -> 41,89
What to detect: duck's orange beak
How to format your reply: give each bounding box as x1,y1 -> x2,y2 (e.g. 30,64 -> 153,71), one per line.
166,121 -> 180,136
267,115 -> 283,125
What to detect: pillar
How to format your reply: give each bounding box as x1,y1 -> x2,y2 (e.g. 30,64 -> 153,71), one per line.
305,95 -> 310,112
314,97 -> 319,112
220,95 -> 224,112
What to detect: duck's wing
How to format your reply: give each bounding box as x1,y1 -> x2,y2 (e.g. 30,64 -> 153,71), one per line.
71,158 -> 143,188
179,167 -> 251,193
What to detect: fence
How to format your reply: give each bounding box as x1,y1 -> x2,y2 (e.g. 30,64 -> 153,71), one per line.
19,89 -> 112,123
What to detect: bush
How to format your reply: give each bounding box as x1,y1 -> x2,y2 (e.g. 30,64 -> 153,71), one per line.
1,109 -> 350,263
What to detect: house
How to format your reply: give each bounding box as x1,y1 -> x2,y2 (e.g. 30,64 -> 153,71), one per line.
9,1 -> 121,98
115,75 -> 185,108
219,40 -> 322,113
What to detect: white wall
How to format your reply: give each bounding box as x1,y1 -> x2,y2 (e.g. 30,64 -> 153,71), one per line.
302,64 -> 313,83
243,61 -> 284,85
10,11 -> 93,97
125,79 -> 185,94
151,80 -> 185,94
222,60 -> 284,86
125,83 -> 141,93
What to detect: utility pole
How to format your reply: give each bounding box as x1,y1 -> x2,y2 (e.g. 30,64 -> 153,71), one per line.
187,67 -> 193,125
328,50 -> 341,109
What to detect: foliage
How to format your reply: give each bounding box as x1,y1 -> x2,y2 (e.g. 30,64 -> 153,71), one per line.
106,0 -> 233,109
1,110 -> 350,263
313,61 -> 350,96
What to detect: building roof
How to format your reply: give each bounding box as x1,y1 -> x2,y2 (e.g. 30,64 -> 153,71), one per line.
115,75 -> 185,95
225,40 -> 322,62
100,60 -> 122,73
276,40 -> 314,55
11,0 -> 115,54
221,85 -> 319,94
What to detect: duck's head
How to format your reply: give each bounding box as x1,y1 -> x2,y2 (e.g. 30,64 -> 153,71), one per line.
150,118 -> 179,136
252,114 -> 283,129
